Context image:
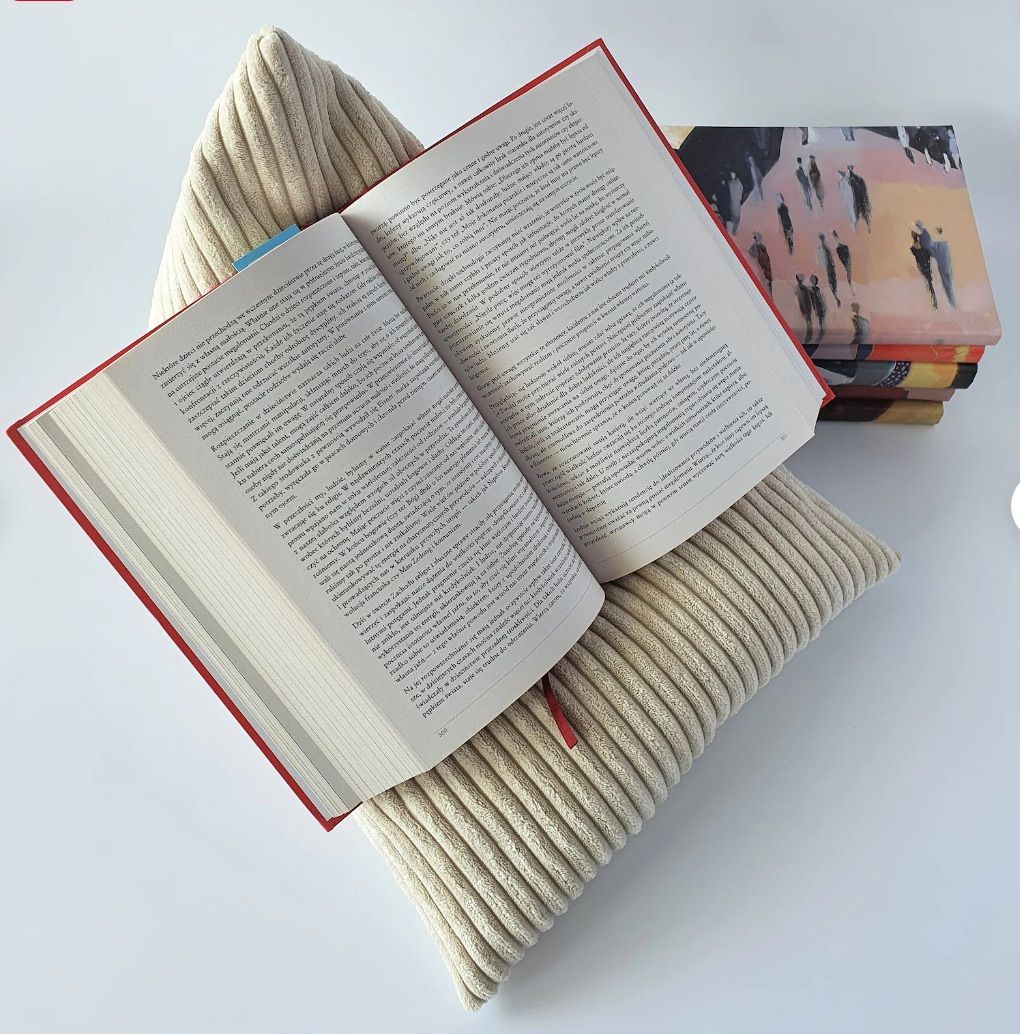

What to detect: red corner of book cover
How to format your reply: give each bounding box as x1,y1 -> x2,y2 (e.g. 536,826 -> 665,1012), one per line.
7,318 -> 346,833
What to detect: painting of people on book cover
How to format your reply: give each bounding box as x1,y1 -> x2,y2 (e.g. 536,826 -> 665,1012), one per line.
665,125 -> 1001,354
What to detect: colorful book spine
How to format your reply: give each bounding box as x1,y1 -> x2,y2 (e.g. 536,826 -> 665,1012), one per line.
808,344 -> 984,363
814,360 -> 977,390
819,399 -> 943,424
831,385 -> 954,402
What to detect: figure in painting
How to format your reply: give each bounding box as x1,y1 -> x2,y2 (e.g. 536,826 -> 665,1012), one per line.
849,303 -> 870,347
846,164 -> 872,231
808,274 -> 827,342
777,193 -> 795,254
837,169 -> 857,228
840,127 -> 856,141
914,220 -> 933,252
910,229 -> 938,308
715,179 -> 732,230
728,171 -> 744,233
795,157 -> 813,210
794,273 -> 813,342
749,232 -> 773,295
747,153 -> 764,201
816,233 -> 841,307
927,224 -> 956,307
808,155 -> 824,208
896,125 -> 916,163
947,127 -> 962,170
832,230 -> 853,293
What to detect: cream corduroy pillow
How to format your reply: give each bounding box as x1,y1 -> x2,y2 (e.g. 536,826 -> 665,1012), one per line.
148,27 -> 899,1010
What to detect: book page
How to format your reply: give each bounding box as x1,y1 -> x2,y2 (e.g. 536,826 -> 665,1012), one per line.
32,215 -> 603,808
343,47 -> 826,582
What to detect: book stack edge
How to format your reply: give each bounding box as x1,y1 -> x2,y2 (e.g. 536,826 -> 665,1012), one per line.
666,124 -> 1001,425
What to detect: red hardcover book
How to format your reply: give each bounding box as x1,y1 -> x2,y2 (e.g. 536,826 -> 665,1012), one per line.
10,42 -> 828,827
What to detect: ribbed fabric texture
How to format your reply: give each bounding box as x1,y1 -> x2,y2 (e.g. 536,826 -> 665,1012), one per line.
148,27 -> 899,1011
148,26 -> 422,326
357,472 -> 897,1008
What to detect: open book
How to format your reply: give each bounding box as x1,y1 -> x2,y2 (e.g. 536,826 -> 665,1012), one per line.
9,41 -> 830,828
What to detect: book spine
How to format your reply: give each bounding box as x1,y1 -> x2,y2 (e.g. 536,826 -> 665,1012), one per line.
831,386 -> 954,402
815,361 -> 977,390
818,399 -> 943,425
809,344 -> 985,363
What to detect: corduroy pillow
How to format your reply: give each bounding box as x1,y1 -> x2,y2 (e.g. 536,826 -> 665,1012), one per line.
148,26 -> 899,1010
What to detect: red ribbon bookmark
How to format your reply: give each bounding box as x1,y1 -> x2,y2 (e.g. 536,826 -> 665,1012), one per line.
542,672 -> 578,749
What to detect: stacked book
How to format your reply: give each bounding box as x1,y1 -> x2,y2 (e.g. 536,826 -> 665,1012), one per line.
665,124 -> 1001,424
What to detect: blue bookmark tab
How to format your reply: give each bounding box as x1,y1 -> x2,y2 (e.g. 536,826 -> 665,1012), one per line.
232,224 -> 300,272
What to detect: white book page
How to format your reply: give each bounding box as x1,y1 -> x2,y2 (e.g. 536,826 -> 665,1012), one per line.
343,48 -> 826,582
82,215 -> 603,778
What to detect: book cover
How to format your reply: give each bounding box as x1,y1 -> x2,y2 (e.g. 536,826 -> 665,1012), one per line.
663,125 -> 1001,350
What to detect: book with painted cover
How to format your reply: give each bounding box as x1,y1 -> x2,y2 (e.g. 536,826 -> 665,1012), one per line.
9,42 -> 828,828
830,386 -> 954,402
812,358 -> 977,390
818,398 -> 944,425
663,125 -> 1001,359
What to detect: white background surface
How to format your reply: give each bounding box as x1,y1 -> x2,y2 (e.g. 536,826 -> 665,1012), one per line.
2,2 -> 1018,1031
